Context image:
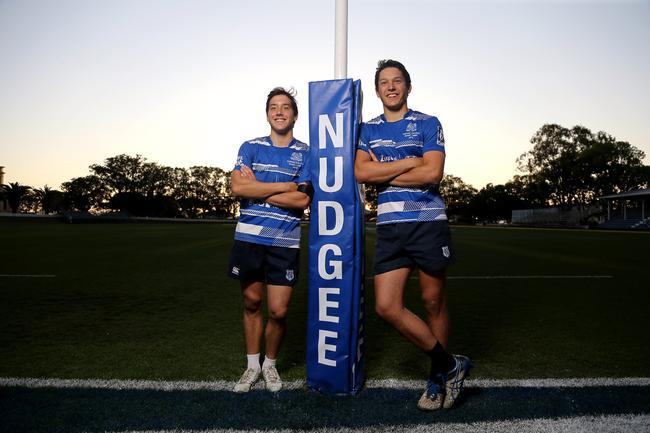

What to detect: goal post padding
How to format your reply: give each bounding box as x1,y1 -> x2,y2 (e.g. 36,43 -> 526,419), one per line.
306,78 -> 365,395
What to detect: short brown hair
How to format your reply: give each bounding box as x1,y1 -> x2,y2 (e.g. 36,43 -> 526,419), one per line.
374,59 -> 411,91
266,87 -> 298,116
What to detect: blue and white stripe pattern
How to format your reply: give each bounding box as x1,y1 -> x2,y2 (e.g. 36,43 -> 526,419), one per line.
234,136 -> 309,248
358,110 -> 447,225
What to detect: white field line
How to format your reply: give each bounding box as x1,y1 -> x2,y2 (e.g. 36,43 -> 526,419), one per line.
364,275 -> 614,280
2,275 -> 613,280
370,377 -> 650,388
1,377 -> 648,392
1,274 -> 612,280
101,414 -> 650,433
447,275 -> 613,280
399,275 -> 613,280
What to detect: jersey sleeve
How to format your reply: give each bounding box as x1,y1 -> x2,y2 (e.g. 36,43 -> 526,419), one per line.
357,123 -> 370,153
234,141 -> 253,171
294,149 -> 311,184
422,117 -> 445,154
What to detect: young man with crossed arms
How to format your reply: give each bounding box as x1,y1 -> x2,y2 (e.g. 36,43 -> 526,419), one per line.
229,87 -> 312,393
355,60 -> 472,410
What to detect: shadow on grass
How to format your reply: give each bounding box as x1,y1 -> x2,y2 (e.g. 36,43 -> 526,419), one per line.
2,384 -> 649,433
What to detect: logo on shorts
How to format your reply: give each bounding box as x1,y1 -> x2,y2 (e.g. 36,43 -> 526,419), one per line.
286,269 -> 294,281
442,246 -> 450,258
232,266 -> 239,276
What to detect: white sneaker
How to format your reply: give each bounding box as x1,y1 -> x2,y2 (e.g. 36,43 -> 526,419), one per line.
262,365 -> 282,392
233,368 -> 260,393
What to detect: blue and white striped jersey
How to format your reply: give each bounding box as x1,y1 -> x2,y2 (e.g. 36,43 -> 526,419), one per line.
358,109 -> 447,225
234,136 -> 310,248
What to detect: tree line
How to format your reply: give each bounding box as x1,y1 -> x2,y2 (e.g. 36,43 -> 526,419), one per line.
2,124 -> 648,222
443,123 -> 649,223
1,154 -> 237,218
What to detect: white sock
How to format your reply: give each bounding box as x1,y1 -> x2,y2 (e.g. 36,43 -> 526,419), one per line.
262,356 -> 276,370
247,353 -> 261,371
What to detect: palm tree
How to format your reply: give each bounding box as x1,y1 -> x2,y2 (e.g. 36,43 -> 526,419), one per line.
32,185 -> 64,214
2,182 -> 32,213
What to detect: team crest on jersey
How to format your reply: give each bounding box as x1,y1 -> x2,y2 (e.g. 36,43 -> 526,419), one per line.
232,266 -> 240,276
403,122 -> 418,139
286,269 -> 295,281
288,152 -> 303,170
442,246 -> 450,258
437,125 -> 445,146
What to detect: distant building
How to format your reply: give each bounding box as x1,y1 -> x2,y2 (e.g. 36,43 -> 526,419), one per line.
511,206 -> 587,227
598,189 -> 650,230
511,190 -> 650,231
1,166 -> 9,212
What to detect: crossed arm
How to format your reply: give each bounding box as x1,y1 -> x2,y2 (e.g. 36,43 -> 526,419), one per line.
354,149 -> 445,187
230,165 -> 311,210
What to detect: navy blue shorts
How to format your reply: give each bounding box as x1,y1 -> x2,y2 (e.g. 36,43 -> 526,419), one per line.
227,240 -> 300,286
374,220 -> 453,276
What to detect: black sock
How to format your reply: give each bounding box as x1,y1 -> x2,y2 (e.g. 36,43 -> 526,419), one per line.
427,341 -> 455,379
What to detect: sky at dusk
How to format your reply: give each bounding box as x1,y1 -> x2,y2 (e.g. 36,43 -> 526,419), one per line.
1,0 -> 649,191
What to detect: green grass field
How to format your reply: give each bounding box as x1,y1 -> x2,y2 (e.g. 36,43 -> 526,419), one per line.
1,220 -> 648,382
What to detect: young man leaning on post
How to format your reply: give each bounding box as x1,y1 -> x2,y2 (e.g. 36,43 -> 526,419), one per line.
354,60 -> 472,410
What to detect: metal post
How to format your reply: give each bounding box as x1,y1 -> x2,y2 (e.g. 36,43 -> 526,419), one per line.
334,0 -> 348,79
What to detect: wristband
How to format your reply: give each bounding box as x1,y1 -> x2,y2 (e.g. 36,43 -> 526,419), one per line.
297,183 -> 314,198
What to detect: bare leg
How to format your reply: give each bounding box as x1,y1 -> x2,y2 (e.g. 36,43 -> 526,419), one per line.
374,267 -> 438,351
264,284 -> 293,359
241,280 -> 264,355
419,269 -> 449,348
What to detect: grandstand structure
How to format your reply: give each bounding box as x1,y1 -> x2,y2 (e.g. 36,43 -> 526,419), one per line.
511,206 -> 586,227
511,189 -> 650,230
598,188 -> 650,230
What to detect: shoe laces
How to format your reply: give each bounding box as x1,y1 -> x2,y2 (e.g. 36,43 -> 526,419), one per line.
447,358 -> 464,391
425,379 -> 442,398
240,368 -> 258,384
264,366 -> 280,383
